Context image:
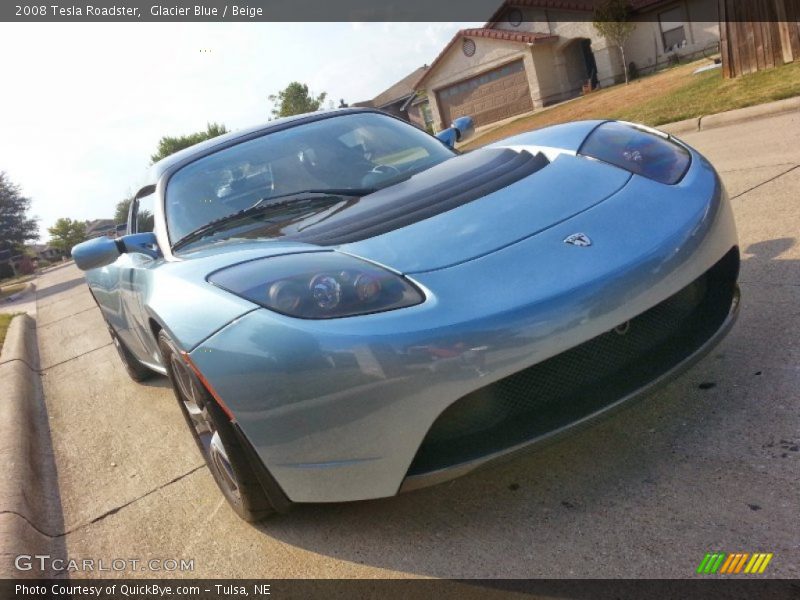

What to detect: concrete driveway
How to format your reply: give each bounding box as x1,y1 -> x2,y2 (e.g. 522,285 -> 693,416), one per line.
23,111 -> 800,579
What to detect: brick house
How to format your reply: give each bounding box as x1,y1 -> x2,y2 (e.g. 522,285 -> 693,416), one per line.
29,244 -> 63,262
415,0 -> 720,131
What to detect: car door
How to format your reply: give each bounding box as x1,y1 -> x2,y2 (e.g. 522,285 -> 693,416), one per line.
117,190 -> 163,366
89,205 -> 134,346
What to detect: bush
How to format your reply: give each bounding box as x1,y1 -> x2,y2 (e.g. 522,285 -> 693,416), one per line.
0,262 -> 14,280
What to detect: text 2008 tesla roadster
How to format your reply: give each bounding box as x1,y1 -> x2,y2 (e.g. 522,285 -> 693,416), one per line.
73,109 -> 739,520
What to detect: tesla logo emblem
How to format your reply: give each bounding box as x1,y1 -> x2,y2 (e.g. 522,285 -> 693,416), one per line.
564,233 -> 592,247
614,321 -> 631,336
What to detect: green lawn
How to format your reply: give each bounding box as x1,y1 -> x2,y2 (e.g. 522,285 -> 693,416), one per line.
0,313 -> 19,352
464,59 -> 800,150
0,283 -> 26,301
618,60 -> 800,126
0,273 -> 34,287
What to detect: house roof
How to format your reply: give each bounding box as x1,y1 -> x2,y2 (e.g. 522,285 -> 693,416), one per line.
85,219 -> 116,235
29,244 -> 61,255
401,90 -> 429,112
484,0 -> 672,27
415,28 -> 558,89
354,65 -> 430,109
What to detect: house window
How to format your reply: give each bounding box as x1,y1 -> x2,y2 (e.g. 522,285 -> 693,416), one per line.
506,8 -> 523,27
462,38 -> 476,57
421,104 -> 433,128
659,6 -> 687,52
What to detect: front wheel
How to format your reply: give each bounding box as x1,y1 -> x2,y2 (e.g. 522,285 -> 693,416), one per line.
108,326 -> 154,382
158,331 -> 275,521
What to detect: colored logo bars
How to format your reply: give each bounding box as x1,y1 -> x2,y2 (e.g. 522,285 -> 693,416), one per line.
696,552 -> 773,574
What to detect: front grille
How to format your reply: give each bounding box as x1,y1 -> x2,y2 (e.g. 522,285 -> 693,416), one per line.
407,247 -> 740,476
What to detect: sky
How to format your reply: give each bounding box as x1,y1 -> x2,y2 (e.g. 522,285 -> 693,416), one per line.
0,21 -> 482,242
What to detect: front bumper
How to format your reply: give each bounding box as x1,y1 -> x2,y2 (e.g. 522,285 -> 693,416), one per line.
402,264 -> 740,492
190,156 -> 739,504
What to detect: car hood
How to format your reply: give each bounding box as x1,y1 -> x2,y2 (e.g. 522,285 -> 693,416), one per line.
179,121 -> 632,275
340,152 -> 630,273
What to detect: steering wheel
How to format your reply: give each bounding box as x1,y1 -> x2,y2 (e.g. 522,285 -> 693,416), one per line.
370,164 -> 401,177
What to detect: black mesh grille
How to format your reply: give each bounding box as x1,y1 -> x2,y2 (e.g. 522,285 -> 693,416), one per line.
408,247 -> 740,476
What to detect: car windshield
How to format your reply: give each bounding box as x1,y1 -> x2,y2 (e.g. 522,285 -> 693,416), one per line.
165,112 -> 455,244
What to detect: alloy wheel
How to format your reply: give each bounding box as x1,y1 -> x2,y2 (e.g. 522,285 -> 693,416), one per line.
169,353 -> 241,500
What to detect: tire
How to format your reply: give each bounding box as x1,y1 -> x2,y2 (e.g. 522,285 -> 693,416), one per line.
158,331 -> 275,521
108,326 -> 154,382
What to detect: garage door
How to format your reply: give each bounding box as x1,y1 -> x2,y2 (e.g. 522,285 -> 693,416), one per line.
436,60 -> 533,128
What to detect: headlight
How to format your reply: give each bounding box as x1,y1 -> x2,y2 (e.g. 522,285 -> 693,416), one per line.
579,121 -> 691,185
208,252 -> 424,319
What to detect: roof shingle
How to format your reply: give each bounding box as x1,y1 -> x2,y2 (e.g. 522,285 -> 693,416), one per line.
354,65 -> 430,109
462,27 -> 559,44
485,0 -> 675,27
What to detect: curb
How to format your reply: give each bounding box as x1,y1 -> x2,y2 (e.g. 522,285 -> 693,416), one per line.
4,281 -> 36,303
659,96 -> 800,136
38,260 -> 75,275
701,96 -> 800,130
658,117 -> 700,135
0,314 -> 65,578
467,95 -> 800,148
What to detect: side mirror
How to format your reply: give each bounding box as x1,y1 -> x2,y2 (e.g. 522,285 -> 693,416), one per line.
435,128 -> 458,148
72,232 -> 159,271
452,116 -> 475,142
435,116 -> 475,148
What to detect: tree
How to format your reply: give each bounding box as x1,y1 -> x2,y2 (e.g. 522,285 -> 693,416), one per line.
268,82 -> 327,119
48,218 -> 87,254
114,198 -> 132,224
0,172 -> 39,253
150,122 -> 228,164
593,0 -> 635,85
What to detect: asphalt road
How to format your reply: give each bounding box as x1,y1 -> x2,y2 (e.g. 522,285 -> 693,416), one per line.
24,111 -> 800,579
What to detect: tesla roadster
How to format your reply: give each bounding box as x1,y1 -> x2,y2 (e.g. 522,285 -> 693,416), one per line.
72,109 -> 739,520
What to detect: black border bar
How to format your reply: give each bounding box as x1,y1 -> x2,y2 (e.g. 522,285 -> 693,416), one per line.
3,579 -> 800,600
1,1 -> 787,23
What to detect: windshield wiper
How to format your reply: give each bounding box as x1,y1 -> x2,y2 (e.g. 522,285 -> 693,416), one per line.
172,188 -> 374,251
245,188 -> 375,211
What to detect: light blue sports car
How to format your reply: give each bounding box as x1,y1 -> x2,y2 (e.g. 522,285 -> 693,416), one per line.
73,109 -> 739,521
